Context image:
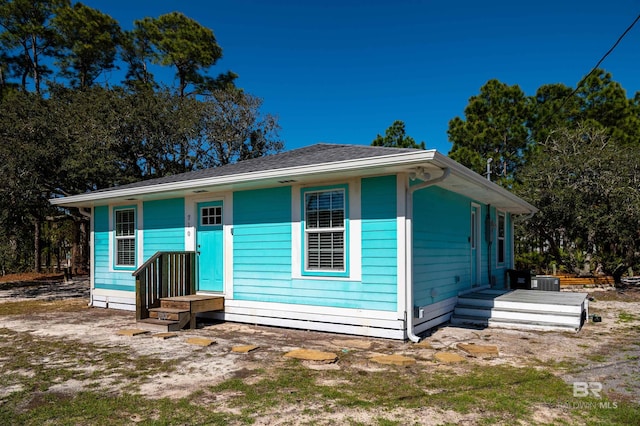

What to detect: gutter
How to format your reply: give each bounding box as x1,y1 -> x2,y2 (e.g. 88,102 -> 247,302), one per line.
405,167 -> 451,342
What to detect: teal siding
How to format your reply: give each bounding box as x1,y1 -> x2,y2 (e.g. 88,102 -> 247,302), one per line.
93,205 -> 135,292
232,178 -> 398,312
143,198 -> 185,258
233,187 -> 293,299
361,175 -> 397,310
413,186 -> 472,306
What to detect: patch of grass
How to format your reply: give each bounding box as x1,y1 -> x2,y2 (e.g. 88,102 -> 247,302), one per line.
0,328 -> 178,395
584,353 -> 608,363
0,391 -> 239,426
618,311 -> 638,323
0,299 -> 87,316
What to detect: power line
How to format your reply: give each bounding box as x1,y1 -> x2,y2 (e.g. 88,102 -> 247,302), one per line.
535,12 -> 640,131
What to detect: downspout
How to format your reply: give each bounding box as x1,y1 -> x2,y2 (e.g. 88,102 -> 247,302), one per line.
77,208 -> 93,307
406,167 -> 451,342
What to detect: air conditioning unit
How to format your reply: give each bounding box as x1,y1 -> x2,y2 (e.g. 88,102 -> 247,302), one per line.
531,275 -> 560,291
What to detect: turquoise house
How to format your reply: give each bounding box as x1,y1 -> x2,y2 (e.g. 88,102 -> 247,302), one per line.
51,144 -> 537,340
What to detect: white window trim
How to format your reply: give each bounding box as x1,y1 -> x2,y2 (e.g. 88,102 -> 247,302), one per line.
496,210 -> 506,266
292,180 -> 361,281
108,202 -> 143,272
115,208 -> 136,267
471,202 -> 482,285
303,187 -> 347,273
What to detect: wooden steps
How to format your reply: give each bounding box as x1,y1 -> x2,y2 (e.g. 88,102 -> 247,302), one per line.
137,295 -> 224,332
450,289 -> 588,332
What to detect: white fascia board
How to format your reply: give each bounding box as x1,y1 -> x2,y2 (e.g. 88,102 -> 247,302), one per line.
50,150 -> 439,207
430,152 -> 538,214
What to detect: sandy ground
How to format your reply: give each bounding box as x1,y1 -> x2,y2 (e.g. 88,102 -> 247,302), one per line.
1,278 -> 639,424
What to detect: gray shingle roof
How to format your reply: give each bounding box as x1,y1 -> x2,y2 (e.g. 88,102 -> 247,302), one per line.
96,143 -> 420,193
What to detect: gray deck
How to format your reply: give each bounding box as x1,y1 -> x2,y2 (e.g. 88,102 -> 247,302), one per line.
463,289 -> 589,305
451,289 -> 589,331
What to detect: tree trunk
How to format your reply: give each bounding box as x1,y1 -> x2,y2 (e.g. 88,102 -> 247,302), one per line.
34,219 -> 41,273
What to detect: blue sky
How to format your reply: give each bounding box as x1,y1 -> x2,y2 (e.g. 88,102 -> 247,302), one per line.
84,0 -> 640,154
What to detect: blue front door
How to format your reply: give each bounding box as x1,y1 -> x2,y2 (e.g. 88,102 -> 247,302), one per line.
197,201 -> 224,292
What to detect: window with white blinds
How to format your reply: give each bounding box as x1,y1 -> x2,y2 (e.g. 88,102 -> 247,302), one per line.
115,208 -> 136,267
304,189 -> 345,271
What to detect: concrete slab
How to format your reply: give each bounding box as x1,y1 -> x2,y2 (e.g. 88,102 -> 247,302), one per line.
186,337 -> 216,347
153,332 -> 178,340
370,354 -> 416,366
232,345 -> 259,353
457,343 -> 499,357
116,329 -> 150,337
284,348 -> 338,362
434,352 -> 466,363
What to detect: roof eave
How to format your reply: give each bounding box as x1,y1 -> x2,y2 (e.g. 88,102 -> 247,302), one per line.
50,150 -> 439,208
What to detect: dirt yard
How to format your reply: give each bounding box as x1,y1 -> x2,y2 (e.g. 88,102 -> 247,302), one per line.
1,276 -> 639,425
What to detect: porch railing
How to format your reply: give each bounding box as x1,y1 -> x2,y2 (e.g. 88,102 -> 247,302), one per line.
132,251 -> 196,321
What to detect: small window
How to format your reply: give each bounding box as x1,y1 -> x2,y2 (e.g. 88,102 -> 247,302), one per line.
115,208 -> 136,267
497,212 -> 506,264
201,206 -> 222,226
304,188 -> 345,272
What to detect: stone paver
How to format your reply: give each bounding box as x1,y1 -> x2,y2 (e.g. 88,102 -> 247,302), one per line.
284,348 -> 338,362
186,337 -> 216,347
232,345 -> 259,353
152,332 -> 178,340
434,352 -> 466,363
413,340 -> 433,349
457,343 -> 499,357
370,354 -> 416,366
116,329 -> 149,337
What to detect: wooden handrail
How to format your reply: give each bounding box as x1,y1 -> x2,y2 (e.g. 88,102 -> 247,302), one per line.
133,251 -> 196,321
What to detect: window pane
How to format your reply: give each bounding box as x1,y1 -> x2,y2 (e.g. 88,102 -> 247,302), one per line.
117,238 -> 135,265
201,206 -> 222,226
116,209 -> 134,236
304,188 -> 346,271
306,231 -> 344,271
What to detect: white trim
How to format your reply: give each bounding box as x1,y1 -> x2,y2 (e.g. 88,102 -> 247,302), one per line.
396,173 -> 407,320
54,150 -> 440,205
413,296 -> 459,335
89,209 -> 95,300
291,179 -> 362,281
223,195 -> 234,298
137,205 -> 144,267
471,202 -> 482,287
185,193 -> 233,297
217,298 -> 399,320
205,311 -> 405,339
202,299 -> 405,339
510,213 -> 515,269
51,149 -> 537,215
496,209 -> 506,267
92,289 -> 136,311
108,201 -> 142,272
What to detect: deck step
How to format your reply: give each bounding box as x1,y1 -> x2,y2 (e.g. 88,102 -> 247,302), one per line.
450,314 -> 581,331
137,318 -> 183,332
454,304 -> 582,318
149,308 -> 190,322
